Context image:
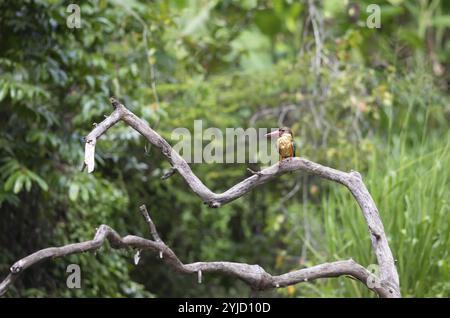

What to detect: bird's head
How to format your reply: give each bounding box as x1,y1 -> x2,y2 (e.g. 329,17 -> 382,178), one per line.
264,127 -> 293,139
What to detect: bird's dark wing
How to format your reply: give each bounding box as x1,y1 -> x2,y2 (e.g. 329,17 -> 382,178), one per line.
292,140 -> 296,157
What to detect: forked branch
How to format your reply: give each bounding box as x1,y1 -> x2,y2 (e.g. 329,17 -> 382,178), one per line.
0,97 -> 400,297
0,206 -> 392,297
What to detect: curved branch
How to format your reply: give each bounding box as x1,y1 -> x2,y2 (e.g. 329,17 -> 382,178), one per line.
1,97 -> 400,298
83,98 -> 400,297
86,98 -> 349,208
0,206 -> 391,297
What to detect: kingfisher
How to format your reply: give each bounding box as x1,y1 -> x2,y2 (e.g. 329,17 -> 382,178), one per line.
265,127 -> 296,162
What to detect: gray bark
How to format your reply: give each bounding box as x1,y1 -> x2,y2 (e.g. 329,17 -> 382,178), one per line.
0,98 -> 400,297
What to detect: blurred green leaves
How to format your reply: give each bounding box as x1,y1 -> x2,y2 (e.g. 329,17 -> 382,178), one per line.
0,0 -> 448,298
1,159 -> 48,195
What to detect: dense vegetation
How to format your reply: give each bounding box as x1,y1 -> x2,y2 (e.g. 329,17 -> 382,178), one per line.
0,0 -> 448,297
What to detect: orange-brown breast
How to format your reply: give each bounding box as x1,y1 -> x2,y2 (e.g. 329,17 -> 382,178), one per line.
277,134 -> 293,158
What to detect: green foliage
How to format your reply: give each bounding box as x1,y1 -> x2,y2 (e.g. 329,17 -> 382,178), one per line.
0,0 -> 448,297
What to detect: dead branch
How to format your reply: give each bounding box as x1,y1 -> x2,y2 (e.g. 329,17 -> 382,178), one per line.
0,97 -> 400,297
84,98 -> 400,296
0,206 -> 393,297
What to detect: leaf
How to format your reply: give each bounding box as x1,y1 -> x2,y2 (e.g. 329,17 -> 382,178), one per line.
69,183 -> 80,201
130,63 -> 138,77
240,0 -> 257,10
9,86 -> 16,99
432,15 -> 450,28
16,89 -> 24,100
0,159 -> 20,178
80,187 -> 89,202
0,83 -> 8,102
13,175 -> 25,194
85,75 -> 95,88
24,178 -> 32,192
255,10 -> 282,37
181,1 -> 216,36
4,172 -> 20,191
27,171 -> 49,192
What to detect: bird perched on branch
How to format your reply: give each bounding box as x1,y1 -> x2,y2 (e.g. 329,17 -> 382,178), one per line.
265,127 -> 296,162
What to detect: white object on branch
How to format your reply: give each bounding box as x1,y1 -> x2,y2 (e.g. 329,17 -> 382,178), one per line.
0,205 -> 398,298
84,139 -> 96,173
134,250 -> 141,265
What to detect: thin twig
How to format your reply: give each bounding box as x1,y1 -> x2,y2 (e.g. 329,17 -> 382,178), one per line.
161,167 -> 177,180
139,205 -> 161,242
246,167 -> 263,176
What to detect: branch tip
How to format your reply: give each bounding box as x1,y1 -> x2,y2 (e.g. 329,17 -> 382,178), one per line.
349,170 -> 362,180
109,97 -> 121,109
161,167 -> 177,180
209,201 -> 221,208
247,167 -> 263,176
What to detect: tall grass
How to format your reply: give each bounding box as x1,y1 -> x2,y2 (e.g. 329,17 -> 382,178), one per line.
298,70 -> 449,297
315,137 -> 449,297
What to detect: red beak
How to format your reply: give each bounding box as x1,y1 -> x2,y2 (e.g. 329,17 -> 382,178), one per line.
265,130 -> 280,138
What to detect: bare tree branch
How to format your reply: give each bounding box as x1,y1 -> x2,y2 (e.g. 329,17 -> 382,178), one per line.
1,97 -> 400,297
86,99 -> 353,209
83,97 -> 400,297
0,206 -> 392,298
